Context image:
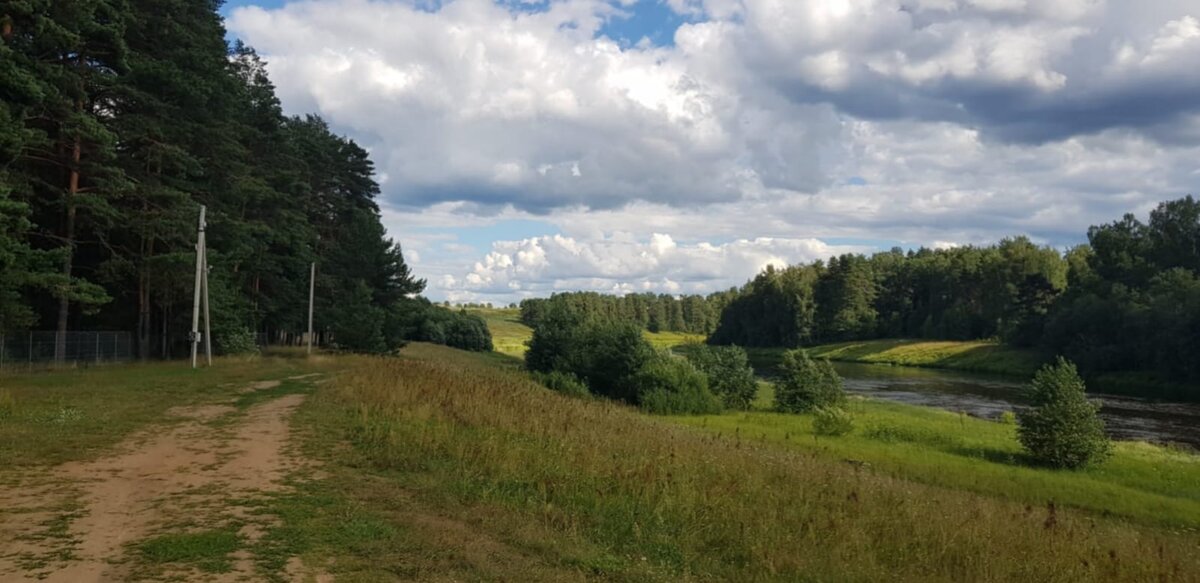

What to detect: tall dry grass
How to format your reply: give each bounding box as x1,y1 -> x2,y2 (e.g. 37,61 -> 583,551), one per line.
322,345 -> 1199,581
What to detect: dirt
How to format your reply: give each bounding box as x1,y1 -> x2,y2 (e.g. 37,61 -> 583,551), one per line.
0,379 -> 326,582
239,380 -> 281,393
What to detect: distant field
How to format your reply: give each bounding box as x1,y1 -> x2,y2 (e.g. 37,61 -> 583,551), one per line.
468,308 -> 704,356
468,308 -> 532,357
740,338 -> 1046,377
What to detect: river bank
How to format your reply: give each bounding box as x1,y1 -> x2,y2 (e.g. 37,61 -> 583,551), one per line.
745,339 -> 1044,377
747,339 -> 1200,402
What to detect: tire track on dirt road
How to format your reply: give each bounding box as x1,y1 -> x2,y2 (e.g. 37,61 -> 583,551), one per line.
0,376 -> 327,582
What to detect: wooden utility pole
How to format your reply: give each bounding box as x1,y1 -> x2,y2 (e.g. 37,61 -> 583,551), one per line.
202,239 -> 212,366
190,206 -> 211,368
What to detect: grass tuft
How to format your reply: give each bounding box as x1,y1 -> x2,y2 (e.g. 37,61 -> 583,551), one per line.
136,528 -> 241,573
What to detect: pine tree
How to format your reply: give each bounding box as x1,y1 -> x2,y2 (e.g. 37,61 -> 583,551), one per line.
1017,358 -> 1112,469
109,0 -> 237,357
4,0 -> 129,357
774,349 -> 845,413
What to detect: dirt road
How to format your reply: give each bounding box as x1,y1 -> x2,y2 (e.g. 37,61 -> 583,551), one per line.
0,379 -> 324,582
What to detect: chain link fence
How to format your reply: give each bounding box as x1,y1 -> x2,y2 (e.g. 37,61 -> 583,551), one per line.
0,331 -> 133,371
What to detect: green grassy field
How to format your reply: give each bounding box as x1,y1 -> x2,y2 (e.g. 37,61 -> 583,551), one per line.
468,307 -> 533,357
286,345 -> 1199,580
0,353 -> 335,468
675,384 -> 1200,529
468,308 -> 705,357
2,346 -> 1198,580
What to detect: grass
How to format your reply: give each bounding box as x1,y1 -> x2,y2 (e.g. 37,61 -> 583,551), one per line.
468,307 -> 706,357
0,351 -> 335,468
672,384 -> 1200,530
3,344 -> 1198,580
468,307 -> 533,357
740,338 -> 1047,377
271,344 -> 1199,581
136,528 -> 242,573
644,330 -> 706,350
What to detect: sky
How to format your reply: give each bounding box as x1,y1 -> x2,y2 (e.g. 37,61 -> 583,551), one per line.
220,0 -> 1200,304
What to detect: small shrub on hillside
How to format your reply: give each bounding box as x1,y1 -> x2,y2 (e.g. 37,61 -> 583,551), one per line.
1017,357 -> 1112,469
217,327 -> 260,356
999,410 -> 1017,425
635,353 -> 722,415
526,306 -> 654,405
442,311 -> 493,352
812,406 -> 854,436
531,371 -> 590,398
392,298 -> 494,352
774,349 -> 845,413
685,345 -> 758,410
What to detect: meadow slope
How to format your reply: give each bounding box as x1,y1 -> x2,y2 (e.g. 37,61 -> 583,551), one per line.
295,345 -> 1199,581
3,347 -> 1197,581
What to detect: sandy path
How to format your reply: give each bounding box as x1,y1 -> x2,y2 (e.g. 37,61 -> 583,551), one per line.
0,381 -> 320,582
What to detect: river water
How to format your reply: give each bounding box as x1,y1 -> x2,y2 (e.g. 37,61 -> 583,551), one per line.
832,362 -> 1200,448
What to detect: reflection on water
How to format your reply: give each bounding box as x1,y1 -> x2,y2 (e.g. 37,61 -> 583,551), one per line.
832,362 -> 1200,448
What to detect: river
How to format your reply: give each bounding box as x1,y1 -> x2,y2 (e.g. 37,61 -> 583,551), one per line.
831,362 -> 1200,448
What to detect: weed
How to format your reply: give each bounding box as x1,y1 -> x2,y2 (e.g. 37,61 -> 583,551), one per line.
812,406 -> 854,436
136,528 -> 241,573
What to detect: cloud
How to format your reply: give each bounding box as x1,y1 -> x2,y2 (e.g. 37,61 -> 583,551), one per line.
229,0 -> 1200,301
438,232 -> 869,300
229,0 -> 802,212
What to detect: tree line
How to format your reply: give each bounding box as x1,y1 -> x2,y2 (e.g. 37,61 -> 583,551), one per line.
710,197 -> 1200,396
0,1 -> 484,355
519,291 -> 736,335
709,236 -> 1067,348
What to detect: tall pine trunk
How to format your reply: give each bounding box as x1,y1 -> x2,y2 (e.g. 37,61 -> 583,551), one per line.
136,237 -> 153,360
160,305 -> 168,359
55,131 -> 81,363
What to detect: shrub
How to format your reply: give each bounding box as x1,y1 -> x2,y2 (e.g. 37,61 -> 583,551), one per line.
216,327 -> 259,356
685,345 -> 758,410
442,311 -> 493,352
774,349 -> 845,413
999,410 -> 1017,425
524,302 -> 587,375
531,371 -> 590,398
635,353 -> 722,415
526,306 -> 654,405
812,406 -> 854,436
391,299 -> 494,352
1017,357 -> 1112,469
